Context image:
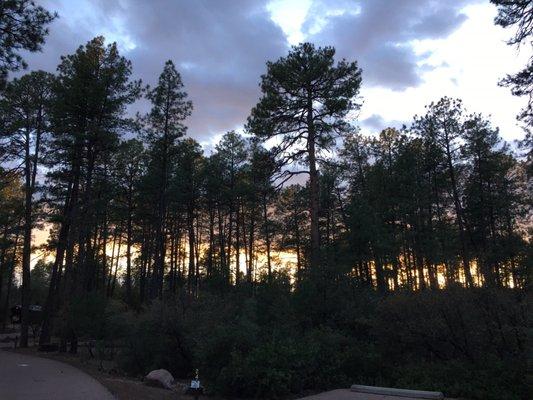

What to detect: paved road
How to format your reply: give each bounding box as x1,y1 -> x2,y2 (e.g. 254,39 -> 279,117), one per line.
0,350 -> 115,400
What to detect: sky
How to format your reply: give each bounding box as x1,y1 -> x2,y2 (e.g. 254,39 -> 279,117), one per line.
22,0 -> 530,146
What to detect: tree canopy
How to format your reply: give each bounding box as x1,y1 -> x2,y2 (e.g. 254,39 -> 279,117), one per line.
0,0 -> 56,87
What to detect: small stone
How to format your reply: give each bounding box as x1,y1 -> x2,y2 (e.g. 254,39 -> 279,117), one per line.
144,369 -> 175,390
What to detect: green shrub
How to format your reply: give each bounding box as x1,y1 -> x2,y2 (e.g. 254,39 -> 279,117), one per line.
116,301 -> 193,377
392,359 -> 526,400
197,325 -> 350,398
372,288 -> 527,399
83,286 -> 528,399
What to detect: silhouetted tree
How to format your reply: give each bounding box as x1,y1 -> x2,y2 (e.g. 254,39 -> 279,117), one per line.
142,60 -> 192,299
248,42 -> 362,272
0,0 -> 56,86
412,98 -> 474,287
39,37 -> 140,348
113,139 -> 145,304
0,70 -> 53,346
492,0 -> 533,126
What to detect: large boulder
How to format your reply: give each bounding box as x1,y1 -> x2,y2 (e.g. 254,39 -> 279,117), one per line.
144,369 -> 175,390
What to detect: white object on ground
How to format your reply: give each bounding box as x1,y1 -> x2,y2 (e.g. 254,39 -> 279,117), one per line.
190,379 -> 200,389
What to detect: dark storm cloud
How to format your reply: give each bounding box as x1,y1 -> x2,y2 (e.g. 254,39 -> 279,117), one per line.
22,0 -> 479,140
116,0 -> 288,139
305,0 -> 475,90
25,0 -> 288,140
361,114 -> 406,132
20,1 -> 94,72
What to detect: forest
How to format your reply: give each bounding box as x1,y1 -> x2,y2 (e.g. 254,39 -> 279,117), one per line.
0,1 -> 531,399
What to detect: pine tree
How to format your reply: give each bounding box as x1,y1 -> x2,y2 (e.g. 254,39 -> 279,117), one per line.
143,60 -> 192,299
248,42 -> 362,272
172,138 -> 204,296
113,139 -> 145,304
0,70 -> 53,346
0,0 -> 56,86
40,37 -> 140,347
412,98 -> 474,287
492,0 -> 533,126
214,131 -> 248,284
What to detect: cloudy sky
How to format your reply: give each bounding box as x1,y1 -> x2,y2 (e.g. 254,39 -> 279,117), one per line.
24,0 -> 529,146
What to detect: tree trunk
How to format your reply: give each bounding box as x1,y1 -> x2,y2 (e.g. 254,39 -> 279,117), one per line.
217,204 -> 227,283
109,231 -> 123,298
207,204 -> 215,278
445,141 -> 473,287
125,188 -> 133,304
20,127 -> 33,348
247,205 -> 255,284
235,199 -> 241,285
2,226 -> 21,331
187,206 -> 195,295
263,193 -> 272,282
307,93 -> 321,271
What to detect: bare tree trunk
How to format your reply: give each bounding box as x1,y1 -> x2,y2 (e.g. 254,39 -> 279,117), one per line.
217,204 -> 227,283
207,204 -> 215,278
195,214 -> 201,295
125,187 -> 133,304
226,207 -> 233,284
187,206 -> 195,295
169,219 -> 176,296
235,199 -> 241,285
247,206 -> 255,285
109,230 -> 123,298
0,225 -> 8,311
263,194 -> 272,282
20,128 -> 33,347
2,225 -> 21,331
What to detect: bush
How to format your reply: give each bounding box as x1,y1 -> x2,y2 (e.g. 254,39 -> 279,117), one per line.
83,285 -> 528,399
372,288 -> 527,399
391,358 -> 526,400
116,301 -> 193,377
202,327 -> 349,398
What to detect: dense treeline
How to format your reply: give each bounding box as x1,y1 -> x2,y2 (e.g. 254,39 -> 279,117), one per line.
0,1 -> 531,399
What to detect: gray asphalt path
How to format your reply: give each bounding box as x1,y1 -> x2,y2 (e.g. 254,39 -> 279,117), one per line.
0,350 -> 115,400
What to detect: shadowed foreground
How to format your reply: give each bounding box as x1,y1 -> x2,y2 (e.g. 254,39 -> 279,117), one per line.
0,350 -> 115,400
300,389 -> 446,400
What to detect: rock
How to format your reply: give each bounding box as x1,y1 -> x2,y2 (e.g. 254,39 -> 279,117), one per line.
144,369 -> 175,390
